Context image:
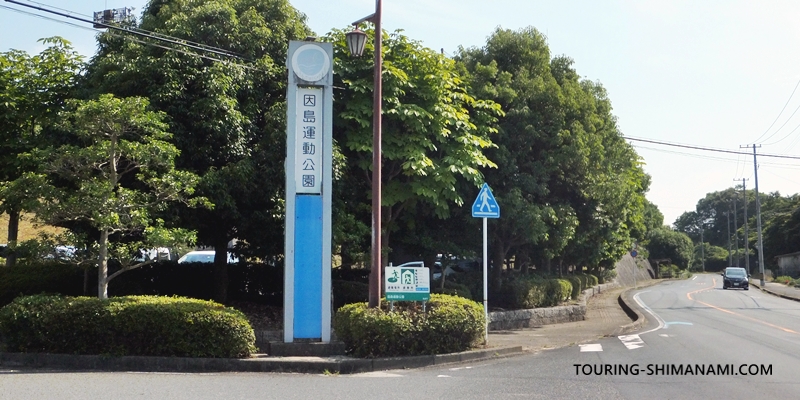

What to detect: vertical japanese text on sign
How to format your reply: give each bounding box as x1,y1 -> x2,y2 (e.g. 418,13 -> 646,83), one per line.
296,87 -> 323,194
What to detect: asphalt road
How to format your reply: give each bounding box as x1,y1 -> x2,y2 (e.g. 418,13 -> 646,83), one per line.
3,274 -> 799,400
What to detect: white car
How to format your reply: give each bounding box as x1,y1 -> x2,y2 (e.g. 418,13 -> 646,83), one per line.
177,250 -> 239,264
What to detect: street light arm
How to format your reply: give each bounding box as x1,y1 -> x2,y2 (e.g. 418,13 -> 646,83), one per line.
351,13 -> 377,26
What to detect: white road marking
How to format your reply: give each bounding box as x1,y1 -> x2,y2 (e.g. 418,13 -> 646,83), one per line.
692,276 -> 697,280
449,366 -> 473,371
354,371 -> 404,377
618,334 -> 645,350
579,343 -> 603,352
633,291 -> 666,335
437,375 -> 451,378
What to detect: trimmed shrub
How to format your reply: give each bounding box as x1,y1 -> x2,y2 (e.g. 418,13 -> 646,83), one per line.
564,276 -> 582,300
0,295 -> 256,358
498,277 -> 572,309
333,294 -> 484,358
0,262 -> 87,306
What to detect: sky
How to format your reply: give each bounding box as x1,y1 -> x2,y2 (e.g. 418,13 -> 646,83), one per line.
3,0 -> 800,227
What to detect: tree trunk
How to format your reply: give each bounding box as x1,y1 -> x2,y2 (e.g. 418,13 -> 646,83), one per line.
213,238 -> 229,304
5,209 -> 20,267
98,229 -> 109,299
490,240 -> 505,295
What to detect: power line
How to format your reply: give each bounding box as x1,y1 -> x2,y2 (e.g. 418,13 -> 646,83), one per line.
0,4 -> 96,33
752,76 -> 800,143
1,0 -> 261,70
4,0 -> 253,63
624,136 -> 800,160
632,144 -> 800,170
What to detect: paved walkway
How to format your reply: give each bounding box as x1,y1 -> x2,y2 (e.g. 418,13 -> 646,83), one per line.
487,285 -> 639,353
750,279 -> 800,302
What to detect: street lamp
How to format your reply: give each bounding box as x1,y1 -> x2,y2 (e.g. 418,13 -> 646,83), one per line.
347,0 -> 383,308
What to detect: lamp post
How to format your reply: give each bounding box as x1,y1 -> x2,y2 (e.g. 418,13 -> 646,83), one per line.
346,0 -> 383,308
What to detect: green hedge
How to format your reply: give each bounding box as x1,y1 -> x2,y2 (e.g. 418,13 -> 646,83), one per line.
499,277 -> 573,309
0,295 -> 256,358
333,294 -> 484,358
0,262 -> 86,306
332,280 -> 369,310
564,276 -> 582,300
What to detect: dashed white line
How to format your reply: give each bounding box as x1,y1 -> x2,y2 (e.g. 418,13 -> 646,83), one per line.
618,334 -> 645,350
579,343 -> 603,352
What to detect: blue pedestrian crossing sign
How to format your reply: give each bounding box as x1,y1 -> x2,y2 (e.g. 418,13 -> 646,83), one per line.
472,183 -> 500,218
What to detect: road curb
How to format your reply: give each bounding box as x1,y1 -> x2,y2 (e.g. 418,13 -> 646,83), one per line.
0,346 -> 524,375
750,281 -> 800,303
615,287 -> 650,335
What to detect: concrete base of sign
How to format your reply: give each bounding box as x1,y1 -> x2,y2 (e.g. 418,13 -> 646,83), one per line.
268,342 -> 347,357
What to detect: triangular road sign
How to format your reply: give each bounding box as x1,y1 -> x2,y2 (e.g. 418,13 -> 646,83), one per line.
472,183 -> 500,218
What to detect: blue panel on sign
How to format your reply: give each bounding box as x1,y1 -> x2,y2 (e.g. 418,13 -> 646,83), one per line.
294,195 -> 323,338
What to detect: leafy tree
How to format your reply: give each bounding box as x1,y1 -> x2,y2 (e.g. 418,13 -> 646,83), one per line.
645,227 -> 694,270
28,94 -> 203,299
0,37 -> 84,266
83,0 -> 311,301
456,27 -> 649,283
328,28 -> 502,264
762,195 -> 800,267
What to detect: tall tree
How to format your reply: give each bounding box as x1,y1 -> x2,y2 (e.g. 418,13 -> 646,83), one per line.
0,37 -> 84,266
29,94 -> 203,299
328,28 -> 501,265
83,0 -> 311,301
456,27 -> 649,283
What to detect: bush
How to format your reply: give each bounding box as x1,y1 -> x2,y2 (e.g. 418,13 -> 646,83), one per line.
0,295 -> 256,358
0,262 -> 87,306
333,279 -> 369,310
774,276 -> 794,285
497,277 -> 571,309
333,294 -> 484,358
431,280 -> 473,300
564,276 -> 582,300
598,269 -> 617,284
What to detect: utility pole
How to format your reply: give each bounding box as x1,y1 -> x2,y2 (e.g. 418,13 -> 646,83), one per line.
739,178 -> 750,274
742,144 -> 765,285
725,208 -> 732,267
732,195 -> 739,267
700,226 -> 705,272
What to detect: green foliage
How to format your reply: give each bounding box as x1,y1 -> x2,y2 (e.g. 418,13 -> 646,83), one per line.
0,295 -> 256,357
432,280 -> 473,300
498,276 -> 572,309
332,279 -> 369,310
645,227 -> 694,270
598,269 -> 616,284
29,94 -> 204,298
774,276 -> 794,285
333,294 -> 484,358
328,27 -> 502,263
456,26 -> 651,275
564,276 -> 582,299
0,262 -> 86,306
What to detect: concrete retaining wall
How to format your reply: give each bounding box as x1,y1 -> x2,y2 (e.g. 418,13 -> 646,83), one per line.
488,281 -> 618,331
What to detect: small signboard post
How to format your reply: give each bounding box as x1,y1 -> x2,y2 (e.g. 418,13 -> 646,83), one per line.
385,263 -> 431,302
472,183 -> 499,345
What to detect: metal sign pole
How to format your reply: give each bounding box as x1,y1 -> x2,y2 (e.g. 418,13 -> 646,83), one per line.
483,217 -> 488,345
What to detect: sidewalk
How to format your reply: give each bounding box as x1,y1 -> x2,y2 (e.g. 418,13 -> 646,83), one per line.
487,283 -> 653,353
750,279 -> 800,302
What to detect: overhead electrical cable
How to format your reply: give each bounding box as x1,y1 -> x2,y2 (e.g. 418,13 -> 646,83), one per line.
752,77 -> 800,143
624,136 -> 800,160
4,0 -> 253,63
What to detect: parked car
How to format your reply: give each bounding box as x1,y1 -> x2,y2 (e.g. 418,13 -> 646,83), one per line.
722,267 -> 749,290
177,250 -> 239,264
